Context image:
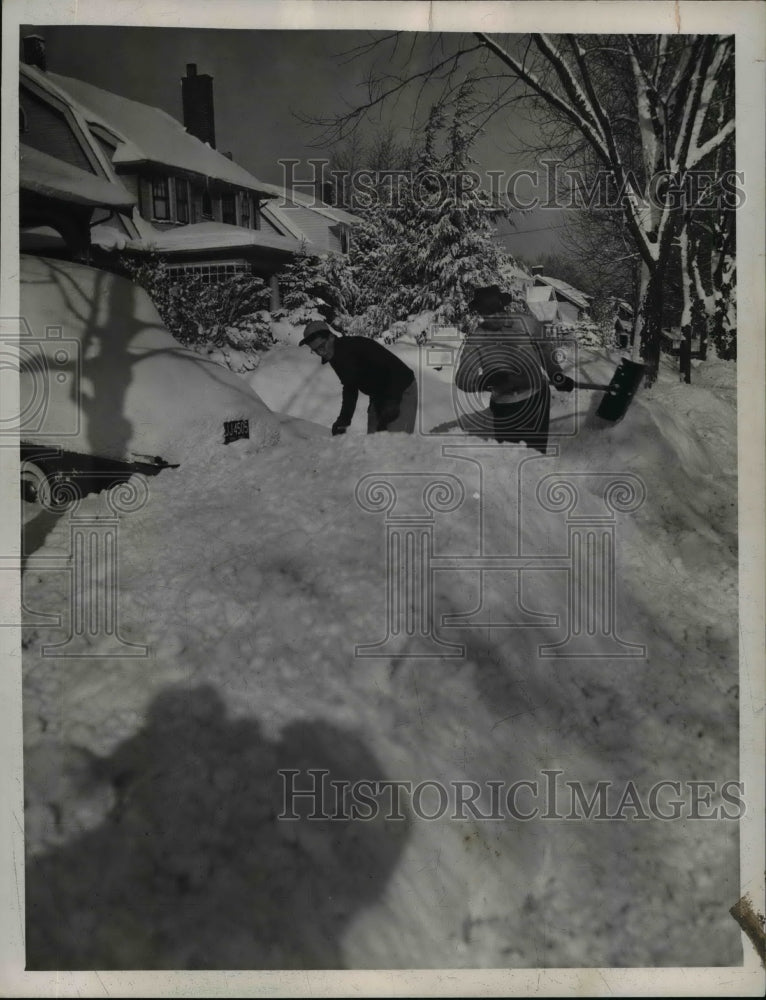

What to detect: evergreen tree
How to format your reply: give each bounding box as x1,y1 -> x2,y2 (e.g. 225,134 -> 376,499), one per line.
381,86 -> 511,327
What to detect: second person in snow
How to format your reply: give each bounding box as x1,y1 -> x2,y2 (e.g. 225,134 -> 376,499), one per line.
300,320 -> 418,435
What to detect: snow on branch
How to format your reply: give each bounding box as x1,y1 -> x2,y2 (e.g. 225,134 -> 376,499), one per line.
688,119 -> 736,169
687,38 -> 734,168
473,32 -> 610,165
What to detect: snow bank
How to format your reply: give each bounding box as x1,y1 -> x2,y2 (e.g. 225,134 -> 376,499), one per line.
22,336 -> 740,968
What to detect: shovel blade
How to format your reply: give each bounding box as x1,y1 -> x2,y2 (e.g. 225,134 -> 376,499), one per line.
596,359 -> 647,422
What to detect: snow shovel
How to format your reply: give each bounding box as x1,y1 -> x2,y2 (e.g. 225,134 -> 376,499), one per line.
557,358 -> 647,422
594,358 -> 646,422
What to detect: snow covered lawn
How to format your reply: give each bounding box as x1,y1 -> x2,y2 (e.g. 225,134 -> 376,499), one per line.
21,344 -> 740,969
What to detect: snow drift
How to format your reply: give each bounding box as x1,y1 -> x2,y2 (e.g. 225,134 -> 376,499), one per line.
21,328 -> 740,969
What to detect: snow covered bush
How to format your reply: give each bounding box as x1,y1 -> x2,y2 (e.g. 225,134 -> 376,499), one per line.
274,243 -> 329,325
120,254 -> 274,369
273,241 -> 362,329
343,304 -> 397,340
570,322 -> 612,350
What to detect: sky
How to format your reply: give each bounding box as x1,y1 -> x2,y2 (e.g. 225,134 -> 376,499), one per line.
22,25 -> 566,258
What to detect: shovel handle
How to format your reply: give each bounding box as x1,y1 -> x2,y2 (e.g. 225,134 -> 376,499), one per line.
571,380 -> 613,392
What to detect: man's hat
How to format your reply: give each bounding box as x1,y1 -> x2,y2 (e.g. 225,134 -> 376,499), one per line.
299,320 -> 332,346
469,285 -> 514,315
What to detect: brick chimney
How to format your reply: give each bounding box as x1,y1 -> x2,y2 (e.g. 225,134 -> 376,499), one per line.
22,34 -> 46,71
181,63 -> 216,148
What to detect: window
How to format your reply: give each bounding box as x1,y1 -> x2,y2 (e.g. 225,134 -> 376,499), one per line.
152,177 -> 170,220
221,193 -> 236,225
176,179 -> 190,224
19,105 -> 28,133
202,190 -> 212,219
165,262 -> 249,285
240,193 -> 250,229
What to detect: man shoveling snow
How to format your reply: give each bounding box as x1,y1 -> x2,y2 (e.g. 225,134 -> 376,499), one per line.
456,285 -> 576,454
300,321 -> 418,435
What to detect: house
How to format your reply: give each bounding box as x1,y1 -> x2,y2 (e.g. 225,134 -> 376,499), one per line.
21,40 -> 362,307
39,65 -> 305,301
259,183 -> 361,256
611,298 -> 635,349
499,261 -> 534,294
525,283 -> 562,325
530,272 -> 591,323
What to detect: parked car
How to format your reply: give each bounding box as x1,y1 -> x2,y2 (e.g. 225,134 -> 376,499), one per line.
19,254 -> 283,507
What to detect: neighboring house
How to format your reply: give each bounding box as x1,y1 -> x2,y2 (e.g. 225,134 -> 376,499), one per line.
525,283 -> 561,325
531,274 -> 591,323
259,182 -> 361,255
611,298 -> 635,349
499,261 -> 534,294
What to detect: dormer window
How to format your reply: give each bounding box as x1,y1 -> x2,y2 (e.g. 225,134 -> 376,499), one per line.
152,177 -> 170,221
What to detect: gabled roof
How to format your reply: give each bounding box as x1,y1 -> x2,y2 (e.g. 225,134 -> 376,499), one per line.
20,64 -> 123,183
257,181 -> 362,225
526,284 -> 554,303
500,262 -> 533,284
44,70 -> 273,196
20,143 -> 135,210
613,298 -> 634,315
526,299 -> 560,323
260,188 -> 358,254
534,275 -> 591,310
261,201 -> 309,242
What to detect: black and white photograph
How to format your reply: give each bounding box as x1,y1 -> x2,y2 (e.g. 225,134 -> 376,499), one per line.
1,0 -> 764,994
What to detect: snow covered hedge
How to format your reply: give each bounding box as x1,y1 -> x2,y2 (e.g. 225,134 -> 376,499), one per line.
120,254 -> 275,372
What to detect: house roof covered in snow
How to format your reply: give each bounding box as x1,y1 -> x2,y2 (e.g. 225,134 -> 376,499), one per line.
45,70 -> 274,196
261,201 -> 310,242
20,143 -> 135,210
257,182 -> 362,225
614,298 -> 634,315
526,299 -> 560,324
534,275 -> 591,310
126,220 -> 302,255
261,189 -> 360,253
500,262 -> 533,284
526,284 -> 554,303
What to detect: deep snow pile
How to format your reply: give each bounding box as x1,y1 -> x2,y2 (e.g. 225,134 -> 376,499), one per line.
21,344 -> 740,969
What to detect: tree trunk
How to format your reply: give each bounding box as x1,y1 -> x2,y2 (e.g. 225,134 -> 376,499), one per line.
633,261 -> 664,386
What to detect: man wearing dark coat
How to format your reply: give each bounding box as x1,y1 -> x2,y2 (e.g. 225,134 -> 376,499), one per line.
300,321 -> 418,435
456,285 -> 574,454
